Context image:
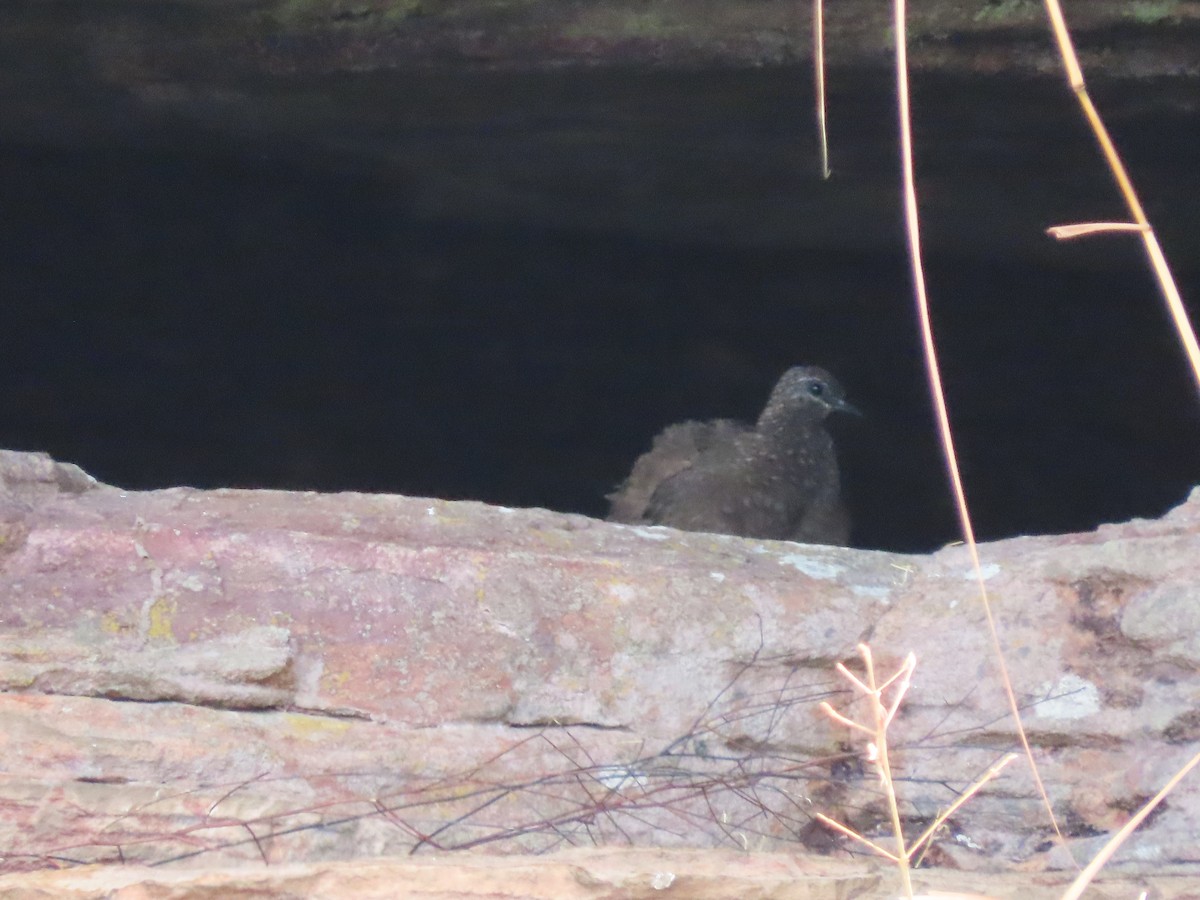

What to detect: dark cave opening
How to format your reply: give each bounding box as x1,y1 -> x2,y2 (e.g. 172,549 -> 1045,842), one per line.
2,67 -> 1198,553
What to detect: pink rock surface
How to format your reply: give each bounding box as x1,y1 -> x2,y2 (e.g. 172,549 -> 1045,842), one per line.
4,848 -> 1199,900
1,449 -> 1198,887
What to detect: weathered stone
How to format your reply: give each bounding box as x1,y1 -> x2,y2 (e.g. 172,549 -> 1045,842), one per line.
0,449 -> 1198,891
4,0 -> 1197,80
3,848 -> 1200,900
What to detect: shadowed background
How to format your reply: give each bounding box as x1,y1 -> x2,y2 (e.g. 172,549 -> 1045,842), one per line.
2,60 -> 1199,552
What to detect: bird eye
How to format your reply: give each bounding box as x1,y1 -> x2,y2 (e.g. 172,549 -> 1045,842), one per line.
807,381 -> 826,397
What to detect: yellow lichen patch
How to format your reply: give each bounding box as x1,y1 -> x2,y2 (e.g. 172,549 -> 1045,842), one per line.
146,596 -> 178,642
283,712 -> 352,737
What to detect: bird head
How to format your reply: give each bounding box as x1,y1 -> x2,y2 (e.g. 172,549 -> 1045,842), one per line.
759,366 -> 861,426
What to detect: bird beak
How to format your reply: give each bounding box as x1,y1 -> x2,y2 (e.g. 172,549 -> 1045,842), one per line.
834,399 -> 864,417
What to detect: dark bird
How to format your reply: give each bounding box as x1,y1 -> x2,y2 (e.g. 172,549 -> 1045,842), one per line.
607,366 -> 857,544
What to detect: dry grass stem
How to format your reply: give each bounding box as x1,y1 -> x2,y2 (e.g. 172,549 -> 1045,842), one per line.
909,753 -> 1017,864
892,0 -> 1067,858
1040,0 -> 1200,392
812,812 -> 899,861
813,0 -> 830,179
1057,749 -> 1200,900
1046,222 -> 1147,239
875,0 -> 1196,887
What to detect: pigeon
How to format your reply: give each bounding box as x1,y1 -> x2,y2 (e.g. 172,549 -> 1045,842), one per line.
607,366 -> 857,544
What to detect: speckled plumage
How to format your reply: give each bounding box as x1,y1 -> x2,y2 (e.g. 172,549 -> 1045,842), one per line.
607,366 -> 855,545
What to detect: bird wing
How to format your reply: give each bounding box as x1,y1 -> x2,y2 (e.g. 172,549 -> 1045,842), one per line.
606,419 -> 746,523
638,422 -> 764,533
646,427 -> 847,542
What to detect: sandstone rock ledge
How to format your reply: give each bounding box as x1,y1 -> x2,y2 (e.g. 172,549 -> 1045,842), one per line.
1,449 -> 1198,898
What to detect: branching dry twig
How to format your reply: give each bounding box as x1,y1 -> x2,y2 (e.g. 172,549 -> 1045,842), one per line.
816,644 -> 1015,899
